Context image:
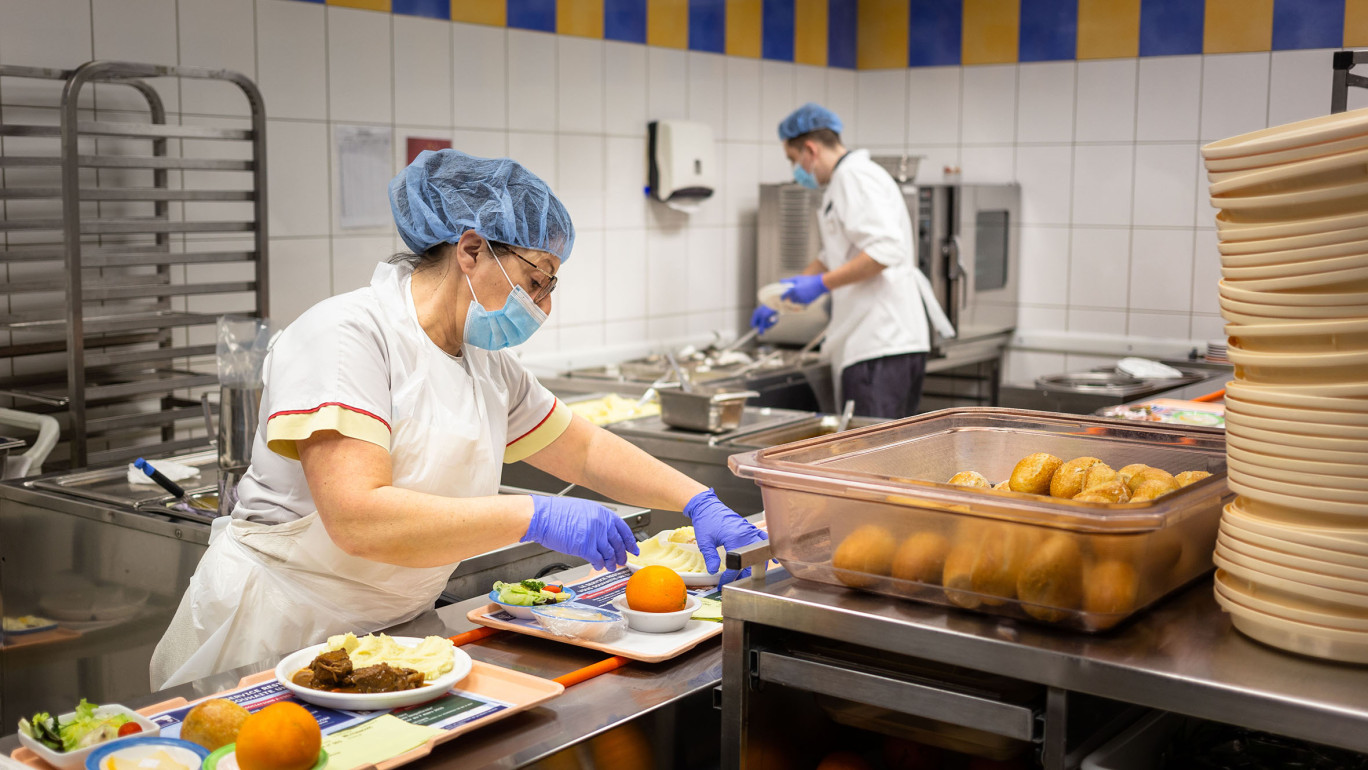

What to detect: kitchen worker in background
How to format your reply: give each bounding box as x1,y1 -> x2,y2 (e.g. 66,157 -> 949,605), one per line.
151,150 -> 766,689
751,103 -> 955,419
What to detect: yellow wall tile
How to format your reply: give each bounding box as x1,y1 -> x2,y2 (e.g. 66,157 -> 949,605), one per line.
1347,0 -> 1368,46
451,0 -> 506,27
1204,0 -> 1273,53
796,0 -> 828,66
858,0 -> 910,70
1077,0 -> 1139,59
962,0 -> 1019,66
558,0 -> 604,38
648,0 -> 689,49
327,0 -> 391,10
727,0 -> 763,57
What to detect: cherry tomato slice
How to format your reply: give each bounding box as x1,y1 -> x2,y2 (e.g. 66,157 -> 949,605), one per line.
117,722 -> 142,737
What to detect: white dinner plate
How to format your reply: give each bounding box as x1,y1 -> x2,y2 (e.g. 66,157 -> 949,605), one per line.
275,636 -> 471,711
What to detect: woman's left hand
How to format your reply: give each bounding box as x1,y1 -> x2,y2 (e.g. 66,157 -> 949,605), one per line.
685,489 -> 768,587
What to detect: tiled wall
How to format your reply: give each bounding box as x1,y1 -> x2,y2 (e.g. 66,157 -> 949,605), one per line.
0,0 -> 847,372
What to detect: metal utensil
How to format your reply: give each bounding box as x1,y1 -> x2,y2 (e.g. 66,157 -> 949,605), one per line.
664,349 -> 691,392
658,385 -> 760,433
134,458 -> 216,511
718,328 -> 759,356
836,399 -> 855,432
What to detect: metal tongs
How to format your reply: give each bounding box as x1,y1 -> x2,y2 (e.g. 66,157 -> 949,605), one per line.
836,399 -> 856,432
636,349 -> 692,407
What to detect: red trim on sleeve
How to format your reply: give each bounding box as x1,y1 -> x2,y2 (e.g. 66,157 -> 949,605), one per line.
269,402 -> 392,431
507,403 -> 558,446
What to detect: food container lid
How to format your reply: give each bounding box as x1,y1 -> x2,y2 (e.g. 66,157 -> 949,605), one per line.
727,407 -> 1229,533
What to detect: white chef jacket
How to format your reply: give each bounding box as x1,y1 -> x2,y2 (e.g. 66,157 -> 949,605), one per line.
817,149 -> 931,374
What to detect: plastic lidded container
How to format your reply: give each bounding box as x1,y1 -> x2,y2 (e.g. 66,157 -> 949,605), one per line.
727,408 -> 1232,632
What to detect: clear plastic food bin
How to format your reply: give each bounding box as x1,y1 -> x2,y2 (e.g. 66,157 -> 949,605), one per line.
728,408 -> 1232,632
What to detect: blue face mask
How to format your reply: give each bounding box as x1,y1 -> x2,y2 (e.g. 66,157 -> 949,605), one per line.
463,242 -> 548,351
793,162 -> 819,190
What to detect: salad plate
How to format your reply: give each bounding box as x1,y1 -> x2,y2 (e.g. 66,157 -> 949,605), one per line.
488,579 -> 576,619
17,701 -> 160,770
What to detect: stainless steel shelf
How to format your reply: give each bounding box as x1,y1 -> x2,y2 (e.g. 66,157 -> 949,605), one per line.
0,154 -> 254,171
88,437 -> 214,467
0,218 -> 255,234
0,121 -> 253,141
85,404 -> 214,436
0,310 -> 220,334
0,245 -> 257,267
0,187 -> 254,202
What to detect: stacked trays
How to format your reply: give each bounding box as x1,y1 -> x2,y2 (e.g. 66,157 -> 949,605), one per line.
1202,108 -> 1368,662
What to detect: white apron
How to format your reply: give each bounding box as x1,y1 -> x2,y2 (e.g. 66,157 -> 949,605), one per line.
151,265 -> 505,689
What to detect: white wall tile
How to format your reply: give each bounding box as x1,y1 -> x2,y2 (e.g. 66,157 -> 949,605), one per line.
605,136 -> 648,229
1075,58 -> 1137,142
605,318 -> 649,345
1269,48 -> 1336,129
647,314 -> 689,343
393,15 -> 452,128
560,323 -> 607,357
1064,352 -> 1122,370
1066,308 -> 1127,335
1128,311 -> 1191,339
268,237 -> 332,325
507,29 -> 557,129
724,142 -> 761,227
92,0 -> 180,112
906,67 -> 960,145
256,0 -> 327,121
1132,143 -> 1199,227
1191,228 -> 1221,315
647,47 -> 688,122
267,120 -> 331,237
686,227 -> 728,311
647,228 -> 689,315
687,52 -> 727,139
1190,313 -> 1226,341
603,228 -> 648,320
0,0 -> 92,68
603,41 -> 647,137
961,64 -> 1017,144
557,229 -> 605,326
1003,349 -> 1067,385
729,224 -> 758,310
330,235 -> 392,293
1014,145 -> 1072,225
825,68 -> 857,144
760,61 -> 798,142
452,129 -> 507,158
1018,225 -> 1071,305
178,0 -> 255,116
1068,227 -> 1131,308
759,139 -> 792,184
907,145 -> 960,184
794,64 -> 827,106
1018,305 -> 1068,332
508,131 -> 557,188
959,145 -> 1014,183
558,35 -> 605,134
556,133 -> 605,230
1071,144 -> 1134,226
1128,228 -> 1194,312
1136,56 -> 1201,141
856,69 -> 909,147
1201,52 -> 1270,142
724,57 -> 762,142
452,22 -> 507,130
1016,61 -> 1075,143
328,7 -> 392,123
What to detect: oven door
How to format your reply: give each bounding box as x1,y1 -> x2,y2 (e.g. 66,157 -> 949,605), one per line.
952,184 -> 1021,340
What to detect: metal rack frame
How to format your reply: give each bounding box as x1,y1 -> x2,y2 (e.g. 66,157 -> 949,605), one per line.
0,61 -> 268,468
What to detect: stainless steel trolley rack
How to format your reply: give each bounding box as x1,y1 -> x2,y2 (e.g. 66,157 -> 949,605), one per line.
0,61 -> 267,468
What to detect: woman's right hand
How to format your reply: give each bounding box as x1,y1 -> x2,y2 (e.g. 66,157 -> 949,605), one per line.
522,495 -> 640,571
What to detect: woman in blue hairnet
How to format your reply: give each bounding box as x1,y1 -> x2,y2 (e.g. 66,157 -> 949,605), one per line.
151,150 -> 765,688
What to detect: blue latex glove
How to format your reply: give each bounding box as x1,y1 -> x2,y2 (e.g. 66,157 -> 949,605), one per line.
781,273 -> 829,305
750,306 -> 778,332
523,495 -> 640,572
685,489 -> 768,587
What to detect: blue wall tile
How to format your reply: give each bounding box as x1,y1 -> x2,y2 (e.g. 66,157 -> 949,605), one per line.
392,0 -> 449,18
507,0 -> 556,32
689,0 -> 726,53
828,0 -> 858,69
1019,0 -> 1076,62
605,0 -> 648,43
908,0 -> 961,67
1139,0 -> 1204,56
762,0 -> 796,61
1273,0 -> 1344,50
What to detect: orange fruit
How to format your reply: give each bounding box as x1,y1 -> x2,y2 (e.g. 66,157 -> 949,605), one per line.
234,702 -> 321,770
625,565 -> 686,613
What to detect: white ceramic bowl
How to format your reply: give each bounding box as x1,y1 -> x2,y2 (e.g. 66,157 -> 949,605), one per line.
1215,582 -> 1368,663
1225,380 -> 1368,412
17,705 -> 161,770
487,587 -> 578,619
1215,569 -> 1368,630
276,636 -> 471,711
84,738 -> 208,770
530,602 -> 625,641
610,594 -> 702,634
1215,208 -> 1368,239
1218,224 -> 1368,255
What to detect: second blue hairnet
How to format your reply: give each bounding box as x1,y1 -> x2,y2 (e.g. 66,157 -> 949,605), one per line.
389,149 -> 575,261
777,103 -> 844,141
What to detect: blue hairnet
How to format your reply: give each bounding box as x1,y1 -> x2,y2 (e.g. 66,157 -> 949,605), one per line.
389,149 -> 575,261
778,103 -> 844,141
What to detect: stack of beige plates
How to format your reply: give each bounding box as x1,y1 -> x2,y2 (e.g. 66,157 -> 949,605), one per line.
1202,110 -> 1368,662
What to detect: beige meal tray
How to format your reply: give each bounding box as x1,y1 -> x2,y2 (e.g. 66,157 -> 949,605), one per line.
10,662 -> 563,770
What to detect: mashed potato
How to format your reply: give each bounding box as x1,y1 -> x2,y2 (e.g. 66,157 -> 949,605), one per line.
325,633 -> 454,681
568,394 -> 659,426
627,537 -> 713,574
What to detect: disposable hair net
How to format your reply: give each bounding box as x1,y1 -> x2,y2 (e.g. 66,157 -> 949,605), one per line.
389,149 -> 575,261
777,102 -> 844,141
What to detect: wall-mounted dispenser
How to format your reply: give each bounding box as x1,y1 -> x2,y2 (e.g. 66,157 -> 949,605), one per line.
647,119 -> 716,213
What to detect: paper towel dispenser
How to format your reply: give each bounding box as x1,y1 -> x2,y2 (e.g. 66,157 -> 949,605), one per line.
647,119 -> 716,212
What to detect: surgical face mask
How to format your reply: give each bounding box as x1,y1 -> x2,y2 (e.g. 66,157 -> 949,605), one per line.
792,157 -> 819,190
463,242 -> 548,351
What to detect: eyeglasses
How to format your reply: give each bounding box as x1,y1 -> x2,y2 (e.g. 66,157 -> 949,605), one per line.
509,250 -> 558,303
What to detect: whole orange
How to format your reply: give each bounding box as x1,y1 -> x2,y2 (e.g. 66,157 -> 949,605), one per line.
234,702 -> 321,770
624,565 -> 686,613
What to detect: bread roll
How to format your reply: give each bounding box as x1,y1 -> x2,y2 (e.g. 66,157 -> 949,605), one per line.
1050,457 -> 1104,499
942,543 -> 982,609
832,525 -> 897,588
891,532 -> 952,585
1073,480 -> 1132,504
1131,477 -> 1180,502
1082,464 -> 1119,490
948,471 -> 991,488
970,527 -> 1038,606
1083,560 -> 1139,629
1175,470 -> 1212,487
1009,453 -> 1063,495
1017,534 -> 1084,622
